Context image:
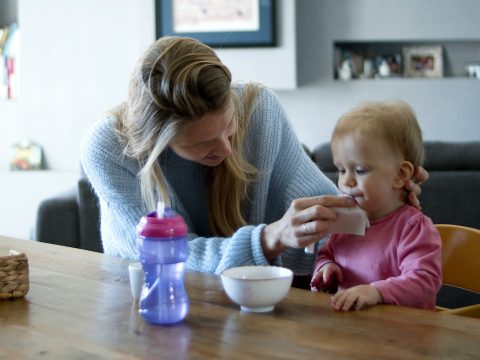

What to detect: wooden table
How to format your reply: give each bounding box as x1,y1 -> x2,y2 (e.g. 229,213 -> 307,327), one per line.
1,236 -> 479,359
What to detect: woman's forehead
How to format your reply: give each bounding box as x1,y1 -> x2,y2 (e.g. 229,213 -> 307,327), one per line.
176,101 -> 235,144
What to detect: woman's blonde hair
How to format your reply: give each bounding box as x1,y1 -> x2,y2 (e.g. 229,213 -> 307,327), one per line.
113,36 -> 257,236
331,100 -> 424,166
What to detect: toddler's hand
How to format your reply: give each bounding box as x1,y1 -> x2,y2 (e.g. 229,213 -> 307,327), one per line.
310,263 -> 342,293
330,284 -> 382,311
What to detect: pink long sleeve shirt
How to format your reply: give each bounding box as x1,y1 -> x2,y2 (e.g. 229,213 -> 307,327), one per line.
313,205 -> 442,310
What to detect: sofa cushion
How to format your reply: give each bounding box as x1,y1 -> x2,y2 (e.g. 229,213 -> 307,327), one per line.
36,188 -> 79,247
424,141 -> 480,170
421,171 -> 480,229
77,179 -> 102,252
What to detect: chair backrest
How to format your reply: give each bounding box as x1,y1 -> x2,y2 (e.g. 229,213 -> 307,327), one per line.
436,224 -> 480,293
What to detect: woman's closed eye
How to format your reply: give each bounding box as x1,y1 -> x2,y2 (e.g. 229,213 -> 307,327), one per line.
189,141 -> 210,149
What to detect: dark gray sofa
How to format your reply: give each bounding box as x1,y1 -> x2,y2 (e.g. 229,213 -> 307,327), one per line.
35,177 -> 102,253
36,141 -> 480,306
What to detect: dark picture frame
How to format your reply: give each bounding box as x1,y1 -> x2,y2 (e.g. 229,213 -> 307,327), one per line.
156,0 -> 276,48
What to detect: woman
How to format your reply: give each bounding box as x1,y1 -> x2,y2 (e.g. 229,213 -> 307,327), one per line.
81,36 -> 426,278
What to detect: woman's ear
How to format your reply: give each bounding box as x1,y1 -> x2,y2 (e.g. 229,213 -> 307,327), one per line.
393,161 -> 415,189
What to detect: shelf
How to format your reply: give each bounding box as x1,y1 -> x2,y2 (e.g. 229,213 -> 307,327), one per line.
333,40 -> 480,81
0,170 -> 80,240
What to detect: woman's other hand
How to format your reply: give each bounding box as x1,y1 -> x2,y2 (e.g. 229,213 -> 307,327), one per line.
405,166 -> 429,210
261,195 -> 356,259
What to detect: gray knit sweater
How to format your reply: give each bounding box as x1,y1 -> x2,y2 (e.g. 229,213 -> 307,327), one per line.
80,84 -> 339,275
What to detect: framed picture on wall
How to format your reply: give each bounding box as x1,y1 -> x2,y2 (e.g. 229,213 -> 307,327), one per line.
403,46 -> 444,78
156,0 -> 276,47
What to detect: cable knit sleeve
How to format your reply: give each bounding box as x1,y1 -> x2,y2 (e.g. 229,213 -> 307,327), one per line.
80,117 -> 146,259
186,225 -> 270,273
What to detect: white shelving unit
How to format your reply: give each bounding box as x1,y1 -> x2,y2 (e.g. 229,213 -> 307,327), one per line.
0,171 -> 80,240
333,40 -> 480,80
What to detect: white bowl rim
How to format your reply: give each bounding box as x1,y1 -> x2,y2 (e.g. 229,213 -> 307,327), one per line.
221,265 -> 293,281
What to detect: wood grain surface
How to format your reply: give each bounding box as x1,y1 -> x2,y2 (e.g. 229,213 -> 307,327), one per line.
1,236 -> 479,359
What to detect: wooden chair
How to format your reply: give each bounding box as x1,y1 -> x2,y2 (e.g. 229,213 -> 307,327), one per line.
435,224 -> 480,317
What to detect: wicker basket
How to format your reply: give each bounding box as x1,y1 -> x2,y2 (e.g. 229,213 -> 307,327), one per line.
0,251 -> 29,299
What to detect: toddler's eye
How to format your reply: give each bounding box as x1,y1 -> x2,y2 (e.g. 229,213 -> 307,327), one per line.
355,168 -> 367,175
337,169 -> 346,175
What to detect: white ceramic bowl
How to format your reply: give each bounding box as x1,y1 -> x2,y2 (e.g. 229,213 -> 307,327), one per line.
220,266 -> 294,313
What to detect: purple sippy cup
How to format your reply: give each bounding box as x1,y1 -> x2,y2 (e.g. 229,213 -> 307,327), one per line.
136,204 -> 189,325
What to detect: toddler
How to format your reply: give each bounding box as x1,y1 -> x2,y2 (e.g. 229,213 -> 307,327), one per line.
310,100 -> 442,311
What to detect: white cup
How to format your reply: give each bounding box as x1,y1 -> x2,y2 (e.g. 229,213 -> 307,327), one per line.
128,262 -> 144,301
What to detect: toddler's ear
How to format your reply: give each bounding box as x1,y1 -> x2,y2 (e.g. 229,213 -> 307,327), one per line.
394,161 -> 415,189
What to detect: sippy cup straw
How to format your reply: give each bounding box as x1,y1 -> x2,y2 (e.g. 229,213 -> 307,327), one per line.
157,201 -> 165,219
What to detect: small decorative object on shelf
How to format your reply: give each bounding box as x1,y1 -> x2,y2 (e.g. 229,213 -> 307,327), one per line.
338,59 -> 353,80
465,62 -> 480,79
0,250 -> 29,300
10,139 -> 45,171
334,47 -> 363,79
378,59 -> 391,78
362,59 -> 374,78
403,46 -> 444,78
335,45 -> 402,79
332,41 -> 479,80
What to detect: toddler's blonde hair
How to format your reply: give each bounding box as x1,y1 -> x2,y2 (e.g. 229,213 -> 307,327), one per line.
332,100 -> 424,166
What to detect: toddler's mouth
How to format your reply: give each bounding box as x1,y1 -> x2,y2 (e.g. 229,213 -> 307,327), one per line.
341,193 -> 361,203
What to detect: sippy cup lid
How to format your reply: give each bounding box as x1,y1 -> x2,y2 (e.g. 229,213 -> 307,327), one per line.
136,208 -> 188,238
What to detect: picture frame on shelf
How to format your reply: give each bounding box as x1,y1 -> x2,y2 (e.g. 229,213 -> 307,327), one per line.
403,46 -> 443,78
155,0 -> 276,48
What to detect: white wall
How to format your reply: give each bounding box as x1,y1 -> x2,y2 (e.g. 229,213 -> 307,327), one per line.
0,0 -> 295,239
0,0 -> 295,172
0,171 -> 80,239
0,0 -> 156,172
6,0 -> 478,171
277,0 -> 480,151
218,0 -> 296,89
0,0 -> 156,239
1,0 -> 479,239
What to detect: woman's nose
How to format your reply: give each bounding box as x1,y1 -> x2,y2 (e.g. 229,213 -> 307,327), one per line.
216,135 -> 232,156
